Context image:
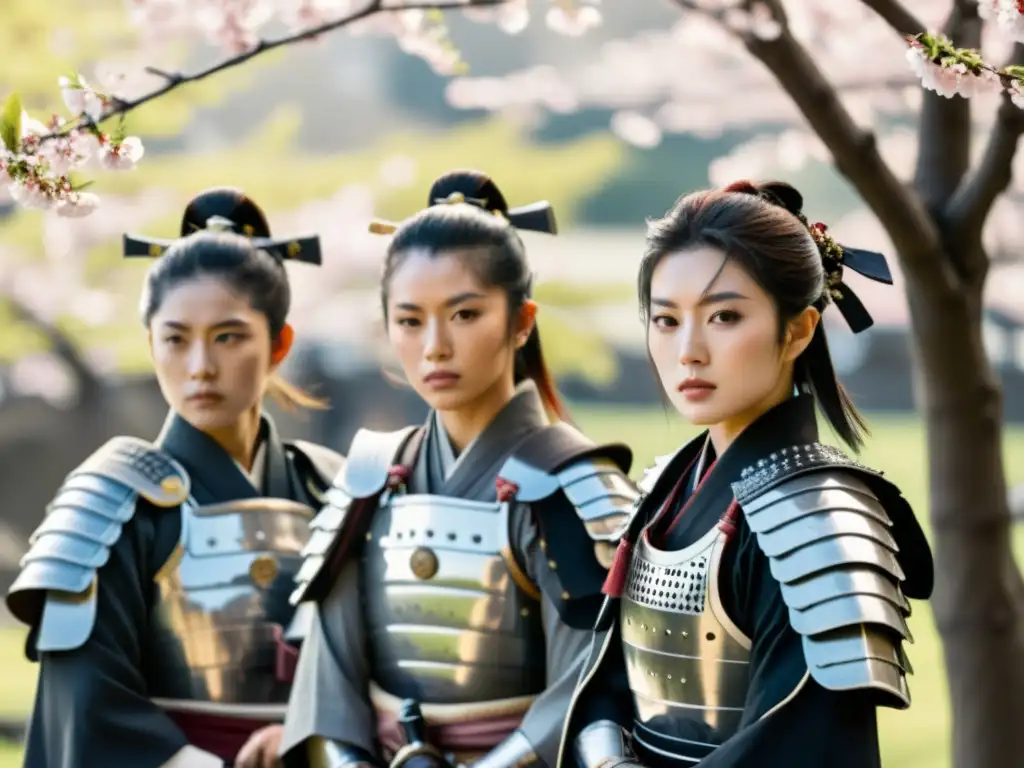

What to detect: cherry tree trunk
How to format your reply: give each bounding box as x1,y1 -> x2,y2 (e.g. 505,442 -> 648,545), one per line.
903,255 -> 1024,767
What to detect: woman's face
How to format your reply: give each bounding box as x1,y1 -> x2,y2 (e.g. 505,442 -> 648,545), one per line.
385,249 -> 533,414
646,245 -> 817,434
149,277 -> 282,432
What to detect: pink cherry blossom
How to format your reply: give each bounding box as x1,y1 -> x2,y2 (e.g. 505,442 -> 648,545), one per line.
545,3 -> 601,37
99,136 -> 145,171
56,192 -> 101,218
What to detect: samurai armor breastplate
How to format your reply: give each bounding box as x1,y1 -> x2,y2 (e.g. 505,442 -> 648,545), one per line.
148,497 -> 314,704
620,523 -> 752,765
362,490 -> 546,704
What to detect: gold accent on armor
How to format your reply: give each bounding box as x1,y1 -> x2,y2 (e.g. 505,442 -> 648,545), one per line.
304,476 -> 326,505
500,544 -> 542,601
191,498 -> 315,518
520,607 -> 530,617
561,590 -> 570,600
369,219 -> 397,235
242,224 -> 255,236
149,243 -> 163,257
548,559 -> 557,570
160,476 -> 185,496
409,546 -> 440,580
154,542 -> 185,584
367,532 -> 373,540
539,539 -> 547,552
287,241 -> 302,258
249,554 -> 280,588
594,541 -> 616,569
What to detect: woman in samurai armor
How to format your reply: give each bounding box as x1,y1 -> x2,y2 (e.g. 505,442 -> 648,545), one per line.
279,169 -> 640,768
6,187 -> 344,768
559,180 -> 935,768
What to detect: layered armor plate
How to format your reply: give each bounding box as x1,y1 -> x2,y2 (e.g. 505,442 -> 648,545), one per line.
362,493 -> 545,703
149,497 -> 314,704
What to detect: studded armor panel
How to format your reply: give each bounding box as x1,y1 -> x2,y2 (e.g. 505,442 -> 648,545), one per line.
148,497 -> 315,704
362,492 -> 546,704
733,445 -> 915,708
620,526 -> 751,763
6,437 -> 189,654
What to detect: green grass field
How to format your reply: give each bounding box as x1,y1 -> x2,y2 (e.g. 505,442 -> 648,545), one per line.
1,406 -> 1023,767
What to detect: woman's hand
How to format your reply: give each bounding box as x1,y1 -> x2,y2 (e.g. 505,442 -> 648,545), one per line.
236,724 -> 285,768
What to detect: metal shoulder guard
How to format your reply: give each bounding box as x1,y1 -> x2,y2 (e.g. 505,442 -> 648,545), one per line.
291,426 -> 418,606
498,432 -> 639,627
499,451 -> 639,561
732,442 -> 916,708
6,436 -> 189,653
288,439 -> 346,503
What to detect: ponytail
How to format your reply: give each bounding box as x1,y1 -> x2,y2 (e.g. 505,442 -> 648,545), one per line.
794,323 -> 868,451
265,373 -> 330,412
514,325 -> 570,423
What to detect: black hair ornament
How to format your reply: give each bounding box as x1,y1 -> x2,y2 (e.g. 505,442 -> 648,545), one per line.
122,186 -> 323,266
368,177 -> 558,237
753,186 -> 893,334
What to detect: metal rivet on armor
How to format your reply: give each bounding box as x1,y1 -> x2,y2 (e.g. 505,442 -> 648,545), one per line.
520,607 -> 529,617
665,628 -> 671,635
626,618 -> 632,625
366,532 -> 373,541
206,537 -> 217,548
706,631 -> 716,641
255,531 -> 266,541
409,547 -> 439,580
769,452 -> 777,460
680,677 -> 686,684
539,539 -> 547,552
667,674 -> 673,680
681,631 -> 688,638
641,623 -> 647,630
757,459 -> 767,467
472,534 -> 482,544
647,670 -> 655,677
561,590 -> 570,600
548,559 -> 557,570
448,533 -> 457,541
426,530 -> 434,538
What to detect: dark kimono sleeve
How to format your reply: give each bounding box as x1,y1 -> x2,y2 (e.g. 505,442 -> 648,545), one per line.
20,507 -> 200,768
697,520 -> 881,768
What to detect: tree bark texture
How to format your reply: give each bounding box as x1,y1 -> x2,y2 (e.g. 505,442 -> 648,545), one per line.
736,1 -> 1024,765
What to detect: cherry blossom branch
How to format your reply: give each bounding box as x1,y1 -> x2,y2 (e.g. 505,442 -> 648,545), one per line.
860,0 -> 926,37
736,0 -> 959,298
39,0 -> 502,146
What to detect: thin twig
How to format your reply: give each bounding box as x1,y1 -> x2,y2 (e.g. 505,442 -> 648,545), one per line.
946,43 -> 1024,256
37,0 -> 502,145
860,0 -> 925,38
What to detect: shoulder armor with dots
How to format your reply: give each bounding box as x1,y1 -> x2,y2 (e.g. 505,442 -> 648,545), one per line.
290,426 -> 416,606
733,444 -> 916,709
6,436 -> 188,654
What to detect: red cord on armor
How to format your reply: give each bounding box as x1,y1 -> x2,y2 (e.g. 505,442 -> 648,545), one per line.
495,477 -> 520,502
387,464 -> 411,490
602,538 -> 634,597
717,499 -> 741,539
